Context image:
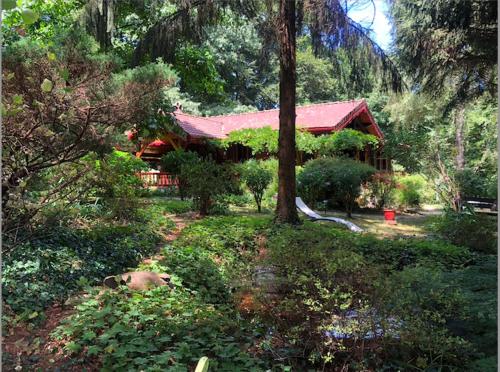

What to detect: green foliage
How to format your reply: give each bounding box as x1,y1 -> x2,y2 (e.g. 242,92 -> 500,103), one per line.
222,126 -> 373,158
181,158 -> 235,215
1,0 -> 82,45
318,128 -> 379,156
392,174 -> 429,209
161,149 -> 200,199
391,0 -> 496,100
464,96 -> 498,190
429,211 -> 497,254
222,126 -> 278,155
53,286 -> 264,371
172,216 -> 270,289
456,168 -> 497,199
260,159 -> 280,208
264,222 -> 476,370
444,255 -> 497,366
2,224 -> 161,322
240,160 -> 273,213
94,151 -> 148,220
202,17 -> 266,108
153,199 -> 194,215
366,172 -> 396,209
96,151 -> 147,198
174,45 -> 226,103
52,215 -> 271,370
296,45 -> 341,103
297,157 -> 376,216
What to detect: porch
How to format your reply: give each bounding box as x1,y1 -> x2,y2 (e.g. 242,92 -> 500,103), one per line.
138,172 -> 179,188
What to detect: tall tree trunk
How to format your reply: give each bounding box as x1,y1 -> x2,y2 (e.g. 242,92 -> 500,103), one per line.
455,104 -> 466,171
454,103 -> 466,210
275,0 -> 299,224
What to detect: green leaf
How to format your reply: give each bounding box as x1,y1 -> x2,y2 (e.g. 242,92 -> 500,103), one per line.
12,94 -> 23,105
28,311 -> 38,319
82,331 -> 96,341
47,52 -> 57,61
2,0 -> 17,10
41,78 -> 53,93
104,344 -> 115,353
87,345 -> 101,356
65,341 -> 81,354
21,9 -> 39,25
59,69 -> 69,81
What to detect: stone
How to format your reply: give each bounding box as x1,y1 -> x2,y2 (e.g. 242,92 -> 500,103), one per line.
103,271 -> 172,290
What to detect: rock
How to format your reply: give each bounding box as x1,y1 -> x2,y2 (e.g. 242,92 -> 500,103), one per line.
103,271 -> 172,290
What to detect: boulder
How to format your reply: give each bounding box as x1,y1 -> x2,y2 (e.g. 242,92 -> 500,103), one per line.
103,271 -> 172,290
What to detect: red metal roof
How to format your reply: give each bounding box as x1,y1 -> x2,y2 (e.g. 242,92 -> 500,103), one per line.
162,99 -> 382,144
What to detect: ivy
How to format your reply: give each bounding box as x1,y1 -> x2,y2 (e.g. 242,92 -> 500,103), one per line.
220,126 -> 378,157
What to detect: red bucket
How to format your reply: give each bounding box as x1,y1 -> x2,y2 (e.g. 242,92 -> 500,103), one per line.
383,209 -> 396,221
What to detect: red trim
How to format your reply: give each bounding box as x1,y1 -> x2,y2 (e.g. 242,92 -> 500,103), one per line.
336,101 -> 384,139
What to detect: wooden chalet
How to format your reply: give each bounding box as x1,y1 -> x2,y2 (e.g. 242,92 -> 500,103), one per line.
130,99 -> 390,187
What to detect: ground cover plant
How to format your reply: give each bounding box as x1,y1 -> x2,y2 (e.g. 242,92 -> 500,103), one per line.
49,215 -> 273,371
46,213 -> 495,371
2,201 -> 173,328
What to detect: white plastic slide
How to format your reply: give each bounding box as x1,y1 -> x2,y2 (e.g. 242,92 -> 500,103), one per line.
296,197 -> 363,233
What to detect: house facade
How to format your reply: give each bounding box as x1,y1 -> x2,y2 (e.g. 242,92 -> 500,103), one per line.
130,99 -> 390,185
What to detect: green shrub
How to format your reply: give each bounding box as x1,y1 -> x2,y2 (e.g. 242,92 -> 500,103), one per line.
392,174 -> 430,209
173,216 -> 270,283
181,158 -> 235,215
221,193 -> 254,207
161,149 -> 200,200
95,150 -> 148,220
261,159 -> 279,208
455,168 -> 498,199
444,256 -> 497,363
297,157 -> 376,216
429,210 -> 497,253
240,160 -> 273,212
367,172 -> 396,209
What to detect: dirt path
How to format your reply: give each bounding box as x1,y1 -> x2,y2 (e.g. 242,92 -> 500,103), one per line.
141,212 -> 195,265
2,213 -> 195,372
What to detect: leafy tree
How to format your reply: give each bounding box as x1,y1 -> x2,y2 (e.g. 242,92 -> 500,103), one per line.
391,0 -> 497,103
161,149 -> 200,200
296,43 -> 342,104
181,158 -> 233,215
174,45 -> 226,103
390,0 -> 497,197
2,29 -> 176,235
1,0 -> 82,45
240,160 -> 273,213
202,16 -> 268,107
297,157 -> 376,217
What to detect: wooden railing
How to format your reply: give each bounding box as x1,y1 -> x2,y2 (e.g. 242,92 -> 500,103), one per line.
138,172 -> 178,188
